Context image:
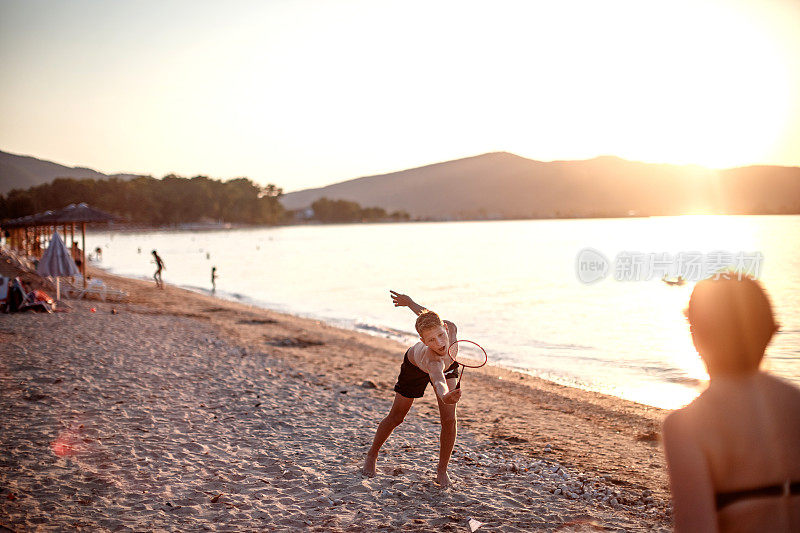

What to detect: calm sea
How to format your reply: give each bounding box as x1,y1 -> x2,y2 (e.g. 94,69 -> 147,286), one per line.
86,215 -> 800,409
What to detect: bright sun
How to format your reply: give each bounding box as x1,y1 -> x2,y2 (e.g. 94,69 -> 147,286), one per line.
1,0 -> 798,183
494,0 -> 795,169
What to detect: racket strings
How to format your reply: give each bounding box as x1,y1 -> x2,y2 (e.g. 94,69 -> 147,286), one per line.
447,339 -> 487,389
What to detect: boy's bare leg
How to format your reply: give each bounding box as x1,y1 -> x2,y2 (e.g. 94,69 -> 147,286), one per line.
363,393 -> 413,477
434,377 -> 458,487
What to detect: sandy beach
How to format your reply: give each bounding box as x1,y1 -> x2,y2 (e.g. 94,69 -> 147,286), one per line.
1,267 -> 672,532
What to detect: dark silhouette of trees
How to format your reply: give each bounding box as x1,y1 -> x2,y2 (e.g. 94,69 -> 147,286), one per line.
0,175 -> 285,225
310,197 -> 410,223
0,177 -> 414,226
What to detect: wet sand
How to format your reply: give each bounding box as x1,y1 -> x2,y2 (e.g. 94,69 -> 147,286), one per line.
0,267 -> 672,531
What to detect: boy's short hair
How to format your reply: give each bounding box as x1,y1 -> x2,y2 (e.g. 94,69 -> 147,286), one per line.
686,271 -> 776,375
415,310 -> 444,337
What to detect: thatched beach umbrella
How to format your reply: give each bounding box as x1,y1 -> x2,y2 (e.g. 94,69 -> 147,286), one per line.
40,203 -> 118,287
2,203 -> 119,286
2,213 -> 51,257
42,203 -> 119,225
36,231 -> 79,301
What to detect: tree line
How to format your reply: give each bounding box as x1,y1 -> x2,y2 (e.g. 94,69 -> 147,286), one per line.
0,175 -> 284,225
309,197 -> 410,223
0,176 -> 410,226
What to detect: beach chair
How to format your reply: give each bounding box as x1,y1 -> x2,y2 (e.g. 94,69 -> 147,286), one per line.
75,278 -> 129,302
3,277 -> 52,313
59,276 -> 85,299
0,276 -> 9,312
60,275 -> 101,298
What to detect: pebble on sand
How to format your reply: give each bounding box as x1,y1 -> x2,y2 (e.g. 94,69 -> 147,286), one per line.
468,517 -> 485,532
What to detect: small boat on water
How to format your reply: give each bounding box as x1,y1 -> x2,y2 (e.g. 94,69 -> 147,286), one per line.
662,275 -> 686,286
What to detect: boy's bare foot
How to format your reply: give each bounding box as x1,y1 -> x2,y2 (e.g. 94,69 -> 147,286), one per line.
435,470 -> 451,487
362,454 -> 377,477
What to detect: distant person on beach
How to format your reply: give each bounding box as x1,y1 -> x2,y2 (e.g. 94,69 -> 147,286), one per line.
362,291 -> 462,487
662,273 -> 800,532
211,266 -> 218,293
71,242 -> 82,268
152,250 -> 165,289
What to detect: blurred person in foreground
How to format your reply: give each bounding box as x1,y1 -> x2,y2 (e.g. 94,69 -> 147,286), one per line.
663,272 -> 800,532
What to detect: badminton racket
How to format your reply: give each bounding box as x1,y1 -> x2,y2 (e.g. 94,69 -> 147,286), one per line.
447,339 -> 488,389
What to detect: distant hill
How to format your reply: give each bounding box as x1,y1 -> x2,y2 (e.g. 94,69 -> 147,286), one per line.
0,150 -> 142,194
4,149 -> 798,219
280,152 -> 800,219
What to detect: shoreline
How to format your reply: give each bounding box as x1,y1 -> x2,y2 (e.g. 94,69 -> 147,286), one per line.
84,212 -> 798,234
1,265 -> 673,530
89,262 -> 693,411
88,271 -> 673,511
93,261 -> 676,406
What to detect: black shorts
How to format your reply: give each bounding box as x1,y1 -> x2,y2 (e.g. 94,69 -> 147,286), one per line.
393,348 -> 459,399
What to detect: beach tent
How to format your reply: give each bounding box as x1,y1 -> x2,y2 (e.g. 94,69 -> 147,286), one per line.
36,231 -> 79,301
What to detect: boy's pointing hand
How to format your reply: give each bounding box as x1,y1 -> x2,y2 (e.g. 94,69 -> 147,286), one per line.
390,290 -> 413,308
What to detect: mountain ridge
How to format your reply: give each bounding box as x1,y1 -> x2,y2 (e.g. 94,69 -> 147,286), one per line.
2,149 -> 798,219
0,150 -> 143,194
280,152 -> 800,219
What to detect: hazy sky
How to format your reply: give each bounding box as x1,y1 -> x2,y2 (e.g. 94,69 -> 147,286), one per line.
1,0 -> 799,192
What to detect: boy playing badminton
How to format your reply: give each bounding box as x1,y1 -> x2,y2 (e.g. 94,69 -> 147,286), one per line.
362,290 -> 462,487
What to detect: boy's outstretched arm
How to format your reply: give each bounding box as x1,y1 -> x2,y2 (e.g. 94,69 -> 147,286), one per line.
430,363 -> 462,404
389,290 -> 427,316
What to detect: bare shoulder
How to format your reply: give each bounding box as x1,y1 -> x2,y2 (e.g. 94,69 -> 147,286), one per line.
443,320 -> 457,335
764,372 -> 800,396
663,408 -> 686,436
406,342 -> 424,364
763,373 -> 800,416
663,400 -> 702,441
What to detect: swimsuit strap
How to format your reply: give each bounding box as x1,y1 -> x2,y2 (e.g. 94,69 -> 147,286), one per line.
716,480 -> 800,510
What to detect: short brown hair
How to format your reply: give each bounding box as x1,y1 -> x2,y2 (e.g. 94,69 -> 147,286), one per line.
415,310 -> 444,337
686,272 -> 776,375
